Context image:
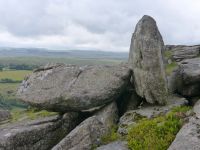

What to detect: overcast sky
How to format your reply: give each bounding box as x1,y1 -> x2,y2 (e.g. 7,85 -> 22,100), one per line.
0,0 -> 200,52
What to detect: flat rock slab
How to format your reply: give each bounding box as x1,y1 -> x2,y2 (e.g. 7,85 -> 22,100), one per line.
17,63 -> 131,112
0,113 -> 79,150
165,45 -> 200,62
168,117 -> 200,150
96,141 -> 128,150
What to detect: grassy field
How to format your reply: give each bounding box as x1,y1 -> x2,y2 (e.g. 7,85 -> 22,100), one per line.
0,83 -> 19,97
0,57 -> 124,67
0,70 -> 31,98
0,70 -> 31,110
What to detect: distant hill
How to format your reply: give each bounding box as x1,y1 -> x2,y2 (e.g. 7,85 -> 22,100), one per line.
0,47 -> 128,60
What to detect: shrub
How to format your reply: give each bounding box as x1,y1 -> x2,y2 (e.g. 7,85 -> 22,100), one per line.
127,106 -> 191,150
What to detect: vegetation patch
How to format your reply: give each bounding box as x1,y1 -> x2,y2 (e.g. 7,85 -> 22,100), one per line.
127,106 -> 191,150
11,108 -> 58,122
0,70 -> 31,81
165,62 -> 177,75
0,70 -> 31,109
101,125 -> 120,145
0,83 -> 28,110
164,51 -> 173,59
0,78 -> 22,83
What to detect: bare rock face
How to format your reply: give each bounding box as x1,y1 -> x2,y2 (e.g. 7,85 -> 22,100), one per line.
129,15 -> 168,104
17,63 -> 131,112
193,99 -> 200,119
52,102 -> 118,150
173,58 -> 200,97
165,45 -> 200,62
0,112 -> 80,150
168,117 -> 200,150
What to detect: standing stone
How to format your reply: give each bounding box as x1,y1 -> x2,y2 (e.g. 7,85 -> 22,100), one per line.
129,15 -> 168,104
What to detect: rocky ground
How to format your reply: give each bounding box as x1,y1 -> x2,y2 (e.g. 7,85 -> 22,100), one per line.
1,15 -> 200,150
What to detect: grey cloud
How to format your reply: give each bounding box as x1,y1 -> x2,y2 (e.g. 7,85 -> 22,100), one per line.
0,0 -> 199,51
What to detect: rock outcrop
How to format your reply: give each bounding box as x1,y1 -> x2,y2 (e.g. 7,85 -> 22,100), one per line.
129,15 -> 168,104
168,117 -> 200,150
165,45 -> 200,62
0,113 -> 79,150
52,102 -> 118,150
173,58 -> 200,97
17,63 -> 131,112
168,99 -> 200,150
3,14 -> 199,150
0,109 -> 11,122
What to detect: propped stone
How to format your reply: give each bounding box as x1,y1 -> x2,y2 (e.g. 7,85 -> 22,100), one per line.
129,15 -> 168,104
17,63 -> 131,112
52,102 -> 118,150
0,112 -> 79,150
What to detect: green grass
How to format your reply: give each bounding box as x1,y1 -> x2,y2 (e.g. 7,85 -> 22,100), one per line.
127,106 -> 191,150
0,70 -> 31,109
11,108 -> 58,122
0,70 -> 31,81
165,62 -> 177,76
0,83 -> 19,96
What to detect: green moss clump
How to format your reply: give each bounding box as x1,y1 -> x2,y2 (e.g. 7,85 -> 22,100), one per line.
101,125 -> 119,145
127,106 -> 191,150
26,109 -> 58,120
164,51 -> 173,59
165,62 -> 177,75
11,108 -> 58,122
